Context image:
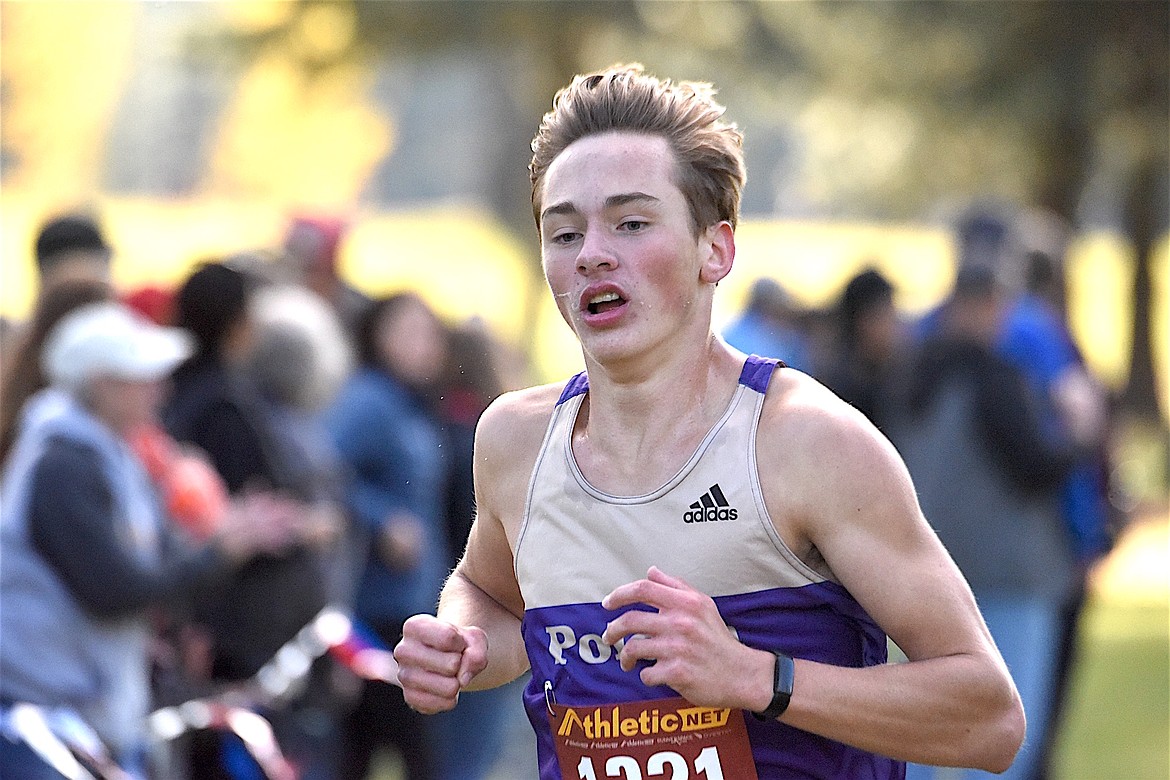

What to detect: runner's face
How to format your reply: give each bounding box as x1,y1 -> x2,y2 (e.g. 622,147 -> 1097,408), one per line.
539,132 -> 730,367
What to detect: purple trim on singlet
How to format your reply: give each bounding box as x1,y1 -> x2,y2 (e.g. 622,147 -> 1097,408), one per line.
556,357 -> 780,408
739,354 -> 783,394
522,582 -> 901,779
556,372 -> 590,405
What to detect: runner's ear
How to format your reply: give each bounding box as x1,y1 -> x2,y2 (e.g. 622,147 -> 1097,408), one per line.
698,221 -> 735,285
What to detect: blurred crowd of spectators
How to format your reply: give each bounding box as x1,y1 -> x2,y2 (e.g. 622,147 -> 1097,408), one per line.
0,212 -> 530,780
724,207 -> 1118,780
0,204 -> 1120,780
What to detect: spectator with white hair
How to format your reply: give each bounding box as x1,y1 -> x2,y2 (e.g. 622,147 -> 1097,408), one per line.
0,302 -> 294,778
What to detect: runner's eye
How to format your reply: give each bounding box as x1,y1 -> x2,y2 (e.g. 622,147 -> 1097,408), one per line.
551,230 -> 581,244
620,220 -> 647,232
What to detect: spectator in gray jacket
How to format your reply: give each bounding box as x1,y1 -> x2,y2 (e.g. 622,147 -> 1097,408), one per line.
892,266 -> 1081,780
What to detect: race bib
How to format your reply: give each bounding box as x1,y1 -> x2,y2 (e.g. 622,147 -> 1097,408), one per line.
549,697 -> 759,780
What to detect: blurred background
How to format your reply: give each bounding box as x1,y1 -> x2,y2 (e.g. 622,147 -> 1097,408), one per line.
1,1 -> 1167,777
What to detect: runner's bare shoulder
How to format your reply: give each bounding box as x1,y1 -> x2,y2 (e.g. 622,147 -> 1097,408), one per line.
756,367 -> 893,512
473,381 -> 570,520
477,382 -> 564,456
757,365 -> 917,554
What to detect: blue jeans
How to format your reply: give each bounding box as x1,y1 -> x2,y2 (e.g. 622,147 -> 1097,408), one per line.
905,593 -> 1060,780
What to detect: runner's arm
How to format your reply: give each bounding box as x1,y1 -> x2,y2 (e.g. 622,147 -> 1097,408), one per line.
765,392 -> 1025,771
396,389 -> 546,705
441,391 -> 539,688
395,456 -> 527,706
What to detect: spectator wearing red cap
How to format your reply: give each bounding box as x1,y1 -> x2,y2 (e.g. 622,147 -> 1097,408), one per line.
122,285 -> 177,327
282,215 -> 372,341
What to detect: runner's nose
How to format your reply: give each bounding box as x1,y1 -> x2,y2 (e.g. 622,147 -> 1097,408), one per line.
577,231 -> 618,275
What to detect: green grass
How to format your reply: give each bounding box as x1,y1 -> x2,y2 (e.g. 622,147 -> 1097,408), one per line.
1052,599 -> 1170,779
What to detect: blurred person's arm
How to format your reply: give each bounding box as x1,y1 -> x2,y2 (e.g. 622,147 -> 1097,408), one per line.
1050,364 -> 1108,449
28,440 -> 230,620
975,354 -> 1079,491
998,299 -> 1105,448
325,383 -> 427,570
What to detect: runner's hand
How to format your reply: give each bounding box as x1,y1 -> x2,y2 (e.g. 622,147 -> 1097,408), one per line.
394,615 -> 488,714
602,566 -> 774,712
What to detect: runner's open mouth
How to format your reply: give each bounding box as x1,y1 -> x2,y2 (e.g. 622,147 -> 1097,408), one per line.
587,292 -> 626,315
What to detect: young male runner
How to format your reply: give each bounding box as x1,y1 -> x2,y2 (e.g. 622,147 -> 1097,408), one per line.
394,64 -> 1025,779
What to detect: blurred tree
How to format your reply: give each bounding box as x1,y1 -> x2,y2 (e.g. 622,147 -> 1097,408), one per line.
13,1 -> 1155,409
195,0 -> 642,230
193,0 -> 645,361
171,1 -> 1170,414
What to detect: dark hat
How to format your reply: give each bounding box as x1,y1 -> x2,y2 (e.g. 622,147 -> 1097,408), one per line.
956,208 -> 1011,269
841,268 -> 893,316
34,214 -> 110,269
839,268 -> 894,340
746,277 -> 791,313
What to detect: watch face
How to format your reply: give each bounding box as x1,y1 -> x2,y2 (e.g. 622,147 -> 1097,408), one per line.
778,651 -> 795,695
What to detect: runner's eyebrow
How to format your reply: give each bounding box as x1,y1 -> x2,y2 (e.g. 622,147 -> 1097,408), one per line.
604,192 -> 659,210
540,201 -> 579,224
541,193 -> 661,225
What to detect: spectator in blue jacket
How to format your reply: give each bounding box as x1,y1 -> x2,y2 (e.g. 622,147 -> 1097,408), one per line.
997,244 -> 1113,780
908,208 -> 1113,780
722,277 -> 811,371
894,266 -> 1084,780
324,292 -> 451,780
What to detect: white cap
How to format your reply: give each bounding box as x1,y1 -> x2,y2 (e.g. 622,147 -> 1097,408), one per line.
42,302 -> 193,389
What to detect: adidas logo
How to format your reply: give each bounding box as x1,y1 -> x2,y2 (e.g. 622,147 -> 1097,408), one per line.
682,483 -> 739,523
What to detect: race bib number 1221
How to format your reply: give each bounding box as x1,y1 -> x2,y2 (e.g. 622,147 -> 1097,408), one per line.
549,697 -> 759,780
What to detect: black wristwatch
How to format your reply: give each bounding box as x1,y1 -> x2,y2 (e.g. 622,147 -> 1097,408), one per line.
752,650 -> 795,721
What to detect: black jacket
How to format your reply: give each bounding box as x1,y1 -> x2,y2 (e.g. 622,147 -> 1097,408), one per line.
163,359 -> 329,680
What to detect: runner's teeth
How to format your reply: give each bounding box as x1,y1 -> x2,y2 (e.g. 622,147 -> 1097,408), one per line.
590,292 -> 621,305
